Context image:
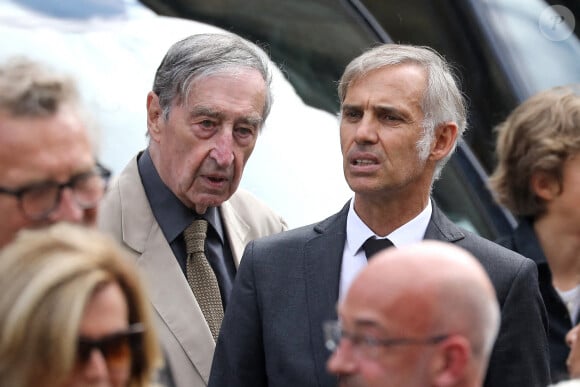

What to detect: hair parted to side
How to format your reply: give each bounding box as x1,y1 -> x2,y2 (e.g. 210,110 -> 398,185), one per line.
152,33 -> 273,123
0,56 -> 99,152
338,44 -> 467,180
0,223 -> 162,387
489,85 -> 580,218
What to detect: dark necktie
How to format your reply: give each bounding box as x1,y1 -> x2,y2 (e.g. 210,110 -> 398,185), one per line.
363,237 -> 394,260
183,219 -> 224,341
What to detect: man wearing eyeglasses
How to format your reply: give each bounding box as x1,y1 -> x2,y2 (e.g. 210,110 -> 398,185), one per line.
0,57 -> 107,249
326,241 -> 500,387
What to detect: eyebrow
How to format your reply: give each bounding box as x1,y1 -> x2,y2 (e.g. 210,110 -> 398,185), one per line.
190,106 -> 263,127
190,106 -> 223,120
342,104 -> 414,123
352,319 -> 382,329
341,103 -> 359,112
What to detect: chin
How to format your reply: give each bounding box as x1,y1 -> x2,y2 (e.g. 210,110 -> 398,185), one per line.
189,195 -> 228,211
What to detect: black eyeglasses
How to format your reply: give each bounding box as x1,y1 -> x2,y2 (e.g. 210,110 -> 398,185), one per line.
76,323 -> 144,370
0,163 -> 111,221
323,320 -> 448,360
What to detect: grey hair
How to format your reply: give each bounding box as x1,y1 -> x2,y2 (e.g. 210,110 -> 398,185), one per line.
152,33 -> 273,124
0,56 -> 99,153
338,44 -> 467,181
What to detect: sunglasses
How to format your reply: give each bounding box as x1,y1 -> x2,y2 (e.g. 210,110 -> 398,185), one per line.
76,323 -> 144,369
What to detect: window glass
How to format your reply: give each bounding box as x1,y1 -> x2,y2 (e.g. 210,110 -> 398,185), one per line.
483,0 -> 580,95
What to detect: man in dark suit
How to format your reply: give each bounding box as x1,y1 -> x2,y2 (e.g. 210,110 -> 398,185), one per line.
209,43 -> 550,387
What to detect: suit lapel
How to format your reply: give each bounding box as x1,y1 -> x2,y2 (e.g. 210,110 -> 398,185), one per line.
304,203 -> 349,386
138,224 -> 215,383
219,199 -> 250,267
423,201 -> 466,242
115,156 -> 154,253
118,157 -> 215,383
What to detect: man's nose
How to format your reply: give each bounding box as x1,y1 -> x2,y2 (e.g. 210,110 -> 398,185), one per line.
209,130 -> 235,167
327,340 -> 358,376
354,115 -> 379,144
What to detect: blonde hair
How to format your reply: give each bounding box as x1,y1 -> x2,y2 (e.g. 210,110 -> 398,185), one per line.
489,85 -> 580,217
0,223 -> 161,387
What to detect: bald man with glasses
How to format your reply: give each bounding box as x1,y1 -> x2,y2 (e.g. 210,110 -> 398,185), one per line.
0,57 -> 107,248
326,241 -> 501,387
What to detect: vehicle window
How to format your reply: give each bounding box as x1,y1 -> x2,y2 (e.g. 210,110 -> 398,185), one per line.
482,0 -> 580,96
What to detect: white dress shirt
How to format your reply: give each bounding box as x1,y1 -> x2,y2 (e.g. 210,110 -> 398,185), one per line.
339,199 -> 432,299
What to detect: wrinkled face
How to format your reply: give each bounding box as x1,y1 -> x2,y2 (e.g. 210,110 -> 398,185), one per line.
340,65 -> 432,201
64,282 -> 130,387
327,279 -> 436,387
0,107 -> 97,248
148,68 -> 266,214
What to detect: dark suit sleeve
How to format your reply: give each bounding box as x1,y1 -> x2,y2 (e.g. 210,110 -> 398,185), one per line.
484,257 -> 550,387
209,241 -> 267,387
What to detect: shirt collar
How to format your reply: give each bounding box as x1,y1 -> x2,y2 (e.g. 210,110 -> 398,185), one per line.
137,149 -> 225,244
346,198 -> 432,256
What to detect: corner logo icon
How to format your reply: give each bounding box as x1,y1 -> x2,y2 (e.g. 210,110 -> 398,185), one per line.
539,5 -> 575,42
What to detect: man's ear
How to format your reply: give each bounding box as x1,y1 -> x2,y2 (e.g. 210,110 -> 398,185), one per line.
530,170 -> 560,201
146,91 -> 163,141
429,122 -> 458,162
431,336 -> 471,387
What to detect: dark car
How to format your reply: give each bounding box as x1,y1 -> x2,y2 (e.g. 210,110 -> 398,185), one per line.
1,0 -> 578,239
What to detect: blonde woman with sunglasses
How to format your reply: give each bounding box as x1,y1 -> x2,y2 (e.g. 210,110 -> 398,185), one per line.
0,222 -> 162,387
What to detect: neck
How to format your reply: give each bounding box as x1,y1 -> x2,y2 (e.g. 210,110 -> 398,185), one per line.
353,192 -> 429,236
534,217 -> 580,290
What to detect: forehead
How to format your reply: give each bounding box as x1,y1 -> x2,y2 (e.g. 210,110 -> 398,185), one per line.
184,68 -> 267,104
80,281 -> 129,336
0,107 -> 90,146
344,64 -> 427,109
0,108 -> 93,181
340,275 -> 435,335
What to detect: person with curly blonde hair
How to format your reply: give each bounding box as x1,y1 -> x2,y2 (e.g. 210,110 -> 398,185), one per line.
490,84 -> 580,382
0,223 -> 162,387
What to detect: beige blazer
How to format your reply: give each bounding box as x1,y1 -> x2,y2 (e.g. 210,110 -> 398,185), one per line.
98,155 -> 287,387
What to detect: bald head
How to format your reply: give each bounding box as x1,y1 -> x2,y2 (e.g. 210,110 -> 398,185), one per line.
329,241 -> 500,387
360,242 -> 498,352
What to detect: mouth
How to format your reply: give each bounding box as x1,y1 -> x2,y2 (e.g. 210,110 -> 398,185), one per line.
347,152 -> 381,175
207,176 -> 228,183
352,159 -> 377,166
198,172 -> 231,189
